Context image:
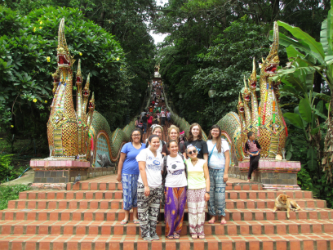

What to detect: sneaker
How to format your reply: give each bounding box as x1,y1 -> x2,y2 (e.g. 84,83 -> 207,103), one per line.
151,234 -> 159,240
143,236 -> 152,241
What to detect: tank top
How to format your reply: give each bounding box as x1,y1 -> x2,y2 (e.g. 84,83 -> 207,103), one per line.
186,158 -> 206,189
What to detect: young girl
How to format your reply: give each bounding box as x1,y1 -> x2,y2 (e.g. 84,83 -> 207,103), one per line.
184,123 -> 208,161
162,141 -> 187,239
162,125 -> 185,156
207,125 -> 230,224
117,129 -> 146,225
136,135 -> 164,241
145,125 -> 165,154
244,131 -> 261,182
186,144 -> 210,239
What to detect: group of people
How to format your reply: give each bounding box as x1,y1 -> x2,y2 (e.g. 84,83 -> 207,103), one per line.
117,122 -> 233,240
135,109 -> 171,134
134,80 -> 168,134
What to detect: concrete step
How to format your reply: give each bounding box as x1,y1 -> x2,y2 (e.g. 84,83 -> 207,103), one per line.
7,198 -> 326,210
1,208 -> 332,222
1,220 -> 333,236
0,233 -> 332,250
18,189 -> 313,200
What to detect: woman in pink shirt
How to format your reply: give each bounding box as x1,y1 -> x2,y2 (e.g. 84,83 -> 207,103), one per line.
148,114 -> 153,128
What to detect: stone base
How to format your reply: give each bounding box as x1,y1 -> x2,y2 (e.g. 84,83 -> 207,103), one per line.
30,159 -> 116,184
30,183 -> 67,190
234,159 -> 301,190
87,166 -> 116,179
31,159 -> 90,183
262,184 -> 301,190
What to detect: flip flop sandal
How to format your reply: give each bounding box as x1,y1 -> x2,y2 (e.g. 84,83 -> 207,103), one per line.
198,235 -> 205,239
191,234 -> 197,239
120,220 -> 128,225
220,220 -> 227,224
133,219 -> 140,224
208,219 -> 215,224
173,233 -> 180,239
166,235 -> 174,239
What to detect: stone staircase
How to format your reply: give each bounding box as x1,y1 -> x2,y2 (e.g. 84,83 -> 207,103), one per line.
1,175 -> 333,250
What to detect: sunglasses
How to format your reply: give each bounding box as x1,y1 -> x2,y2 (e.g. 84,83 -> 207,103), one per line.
188,150 -> 197,155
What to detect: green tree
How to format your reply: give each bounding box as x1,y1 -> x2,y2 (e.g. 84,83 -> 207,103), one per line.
192,17 -> 275,125
154,0 -> 329,130
0,6 -> 129,153
271,8 -> 333,180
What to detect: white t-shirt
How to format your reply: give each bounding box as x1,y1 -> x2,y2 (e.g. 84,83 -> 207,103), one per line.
136,148 -> 164,188
161,111 -> 166,117
165,155 -> 187,188
207,139 -> 230,169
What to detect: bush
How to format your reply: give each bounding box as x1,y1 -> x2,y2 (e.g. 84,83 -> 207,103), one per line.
0,184 -> 31,210
0,154 -> 26,182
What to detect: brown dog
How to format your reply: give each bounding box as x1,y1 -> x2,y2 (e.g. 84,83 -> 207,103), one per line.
273,194 -> 302,219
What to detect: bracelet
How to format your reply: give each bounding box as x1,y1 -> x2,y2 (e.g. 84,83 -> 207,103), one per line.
206,191 -> 210,194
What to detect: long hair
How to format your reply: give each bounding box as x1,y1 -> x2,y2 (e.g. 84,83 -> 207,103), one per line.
188,123 -> 203,142
208,125 -> 222,153
167,125 -> 180,141
130,128 -> 143,143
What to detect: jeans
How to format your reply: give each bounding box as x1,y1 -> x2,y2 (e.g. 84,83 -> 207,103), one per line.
143,123 -> 147,133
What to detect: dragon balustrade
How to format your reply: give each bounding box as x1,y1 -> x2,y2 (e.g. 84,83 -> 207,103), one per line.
163,22 -> 300,189
218,21 -> 288,163
31,18 -> 145,185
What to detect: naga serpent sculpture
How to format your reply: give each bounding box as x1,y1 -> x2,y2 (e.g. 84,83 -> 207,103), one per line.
144,22 -> 287,167
218,21 -> 288,163
46,18 -> 135,166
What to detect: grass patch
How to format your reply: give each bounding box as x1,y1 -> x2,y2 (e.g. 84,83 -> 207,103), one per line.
0,184 -> 31,210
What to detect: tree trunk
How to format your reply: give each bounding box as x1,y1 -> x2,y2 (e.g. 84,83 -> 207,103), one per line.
323,92 -> 333,181
100,11 -> 105,28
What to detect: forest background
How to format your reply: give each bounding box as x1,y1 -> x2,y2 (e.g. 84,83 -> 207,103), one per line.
1,0 -> 333,206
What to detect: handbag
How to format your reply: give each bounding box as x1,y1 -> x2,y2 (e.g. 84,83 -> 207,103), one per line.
208,143 -> 216,165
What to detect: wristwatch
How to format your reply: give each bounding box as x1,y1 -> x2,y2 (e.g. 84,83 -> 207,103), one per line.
206,191 -> 210,194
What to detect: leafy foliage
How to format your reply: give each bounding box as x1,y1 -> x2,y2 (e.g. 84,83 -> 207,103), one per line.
272,9 -> 333,182
0,154 -> 26,182
0,184 -> 31,210
0,6 -> 151,155
191,17 -> 275,126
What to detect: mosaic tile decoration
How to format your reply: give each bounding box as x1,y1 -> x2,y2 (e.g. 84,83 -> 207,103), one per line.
46,18 -> 148,166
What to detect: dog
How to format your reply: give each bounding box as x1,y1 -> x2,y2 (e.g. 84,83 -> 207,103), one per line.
273,194 -> 302,219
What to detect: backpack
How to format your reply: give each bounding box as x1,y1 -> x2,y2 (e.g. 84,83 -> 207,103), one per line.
162,153 -> 187,185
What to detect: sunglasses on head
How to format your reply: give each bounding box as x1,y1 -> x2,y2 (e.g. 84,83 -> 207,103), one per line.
188,150 -> 197,155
